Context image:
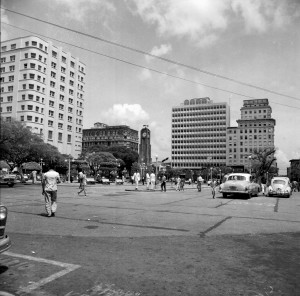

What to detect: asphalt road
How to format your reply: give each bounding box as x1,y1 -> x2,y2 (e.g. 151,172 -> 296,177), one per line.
0,182 -> 299,296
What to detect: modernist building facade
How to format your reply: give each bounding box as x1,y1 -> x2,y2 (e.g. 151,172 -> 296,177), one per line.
82,122 -> 139,152
0,36 -> 86,158
171,97 -> 230,169
226,99 -> 276,170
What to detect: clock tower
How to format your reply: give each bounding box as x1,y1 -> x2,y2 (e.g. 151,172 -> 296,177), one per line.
139,125 -> 151,165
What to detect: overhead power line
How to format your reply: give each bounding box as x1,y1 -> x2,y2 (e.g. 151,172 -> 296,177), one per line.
2,7 -> 299,102
2,21 -> 300,111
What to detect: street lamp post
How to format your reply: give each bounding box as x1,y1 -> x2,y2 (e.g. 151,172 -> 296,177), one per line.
210,167 -> 213,182
40,158 -> 43,173
65,155 -> 72,183
219,169 -> 222,184
155,155 -> 158,188
248,156 -> 252,174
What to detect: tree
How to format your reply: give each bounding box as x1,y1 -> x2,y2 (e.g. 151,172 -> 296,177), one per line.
0,119 -> 65,178
85,151 -> 118,177
250,147 -> 277,183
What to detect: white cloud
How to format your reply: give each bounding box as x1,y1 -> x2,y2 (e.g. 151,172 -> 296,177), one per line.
53,0 -> 115,22
139,68 -> 152,80
146,43 -> 172,63
100,104 -> 150,128
126,0 -> 295,45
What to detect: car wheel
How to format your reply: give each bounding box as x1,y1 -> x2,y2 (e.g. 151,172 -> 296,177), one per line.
222,193 -> 227,198
8,183 -> 14,187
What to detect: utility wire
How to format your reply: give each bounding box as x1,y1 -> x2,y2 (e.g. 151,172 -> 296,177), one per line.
2,21 -> 300,111
2,7 -> 299,102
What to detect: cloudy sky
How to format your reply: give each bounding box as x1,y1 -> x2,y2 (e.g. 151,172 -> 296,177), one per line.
1,0 -> 300,174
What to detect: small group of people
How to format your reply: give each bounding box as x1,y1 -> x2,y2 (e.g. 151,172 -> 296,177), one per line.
132,170 -> 157,190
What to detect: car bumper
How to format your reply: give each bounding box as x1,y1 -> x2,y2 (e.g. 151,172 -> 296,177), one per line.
268,191 -> 290,197
220,190 -> 251,195
0,235 -> 11,253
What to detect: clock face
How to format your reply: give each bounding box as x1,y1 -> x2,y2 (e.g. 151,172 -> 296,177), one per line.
142,132 -> 147,137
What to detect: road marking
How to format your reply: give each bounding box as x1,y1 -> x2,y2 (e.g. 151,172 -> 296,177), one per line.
199,216 -> 232,237
3,252 -> 80,294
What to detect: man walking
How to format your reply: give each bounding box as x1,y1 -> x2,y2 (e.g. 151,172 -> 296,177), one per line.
42,165 -> 61,217
150,171 -> 156,190
78,170 -> 87,196
146,172 -> 150,190
133,170 -> 140,190
161,175 -> 167,192
197,175 -> 203,192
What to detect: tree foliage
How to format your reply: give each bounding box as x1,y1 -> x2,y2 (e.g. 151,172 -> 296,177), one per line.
85,151 -> 118,176
0,119 -> 66,173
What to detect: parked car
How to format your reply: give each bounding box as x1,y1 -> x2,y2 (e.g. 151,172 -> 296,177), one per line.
218,174 -> 230,192
100,177 -> 110,185
115,178 -> 124,185
0,171 -> 16,187
219,173 -> 260,198
86,176 -> 96,185
0,205 -> 11,253
267,177 -> 292,198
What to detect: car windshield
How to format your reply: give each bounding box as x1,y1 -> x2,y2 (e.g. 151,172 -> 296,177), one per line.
228,175 -> 246,181
273,180 -> 286,185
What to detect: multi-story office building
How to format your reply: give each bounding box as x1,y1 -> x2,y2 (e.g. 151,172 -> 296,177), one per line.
0,36 -> 86,158
82,122 -> 139,152
171,97 -> 230,169
226,99 -> 276,170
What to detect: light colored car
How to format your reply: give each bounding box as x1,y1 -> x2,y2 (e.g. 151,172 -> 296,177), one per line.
267,177 -> 292,198
86,176 -> 96,185
100,177 -> 110,185
220,173 -> 260,198
0,205 -> 11,253
218,174 -> 230,192
115,178 -> 124,185
0,171 -> 16,187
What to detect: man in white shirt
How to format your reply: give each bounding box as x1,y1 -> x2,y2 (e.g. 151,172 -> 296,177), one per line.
150,172 -> 156,190
146,172 -> 150,190
133,170 -> 140,190
197,175 -> 203,192
42,166 -> 61,217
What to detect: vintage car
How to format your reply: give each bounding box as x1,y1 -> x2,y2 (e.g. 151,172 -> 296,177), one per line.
219,173 -> 260,198
0,171 -> 16,187
86,176 -> 96,185
100,177 -> 110,185
0,205 -> 11,253
218,174 -> 230,193
267,177 -> 292,198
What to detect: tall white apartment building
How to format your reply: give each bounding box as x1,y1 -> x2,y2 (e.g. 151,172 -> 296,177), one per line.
171,97 -> 230,169
0,36 -> 86,158
226,98 -> 276,171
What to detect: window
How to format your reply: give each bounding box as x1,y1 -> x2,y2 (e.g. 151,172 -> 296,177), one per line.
7,106 -> 12,112
49,110 -> 54,117
68,107 -> 73,113
48,120 -> 53,127
49,100 -> 54,107
27,115 -> 33,121
70,71 -> 74,77
0,67 -> 5,73
67,125 -> 72,131
35,117 -> 39,123
8,86 -> 13,92
11,44 -> 16,50
48,130 -> 53,140
60,85 -> 65,92
58,123 -> 63,129
32,41 -> 37,46
29,73 -> 35,79
59,113 -> 64,120
69,89 -> 73,95
27,105 -> 33,110
59,95 -> 64,101
35,106 -> 39,112
60,76 -> 65,82
30,63 -> 36,69
70,61 -> 75,68
25,41 -> 29,47
67,134 -> 71,142
51,71 -> 56,78
69,80 -> 74,86
1,46 -> 7,51
7,96 -> 13,102
10,55 -> 15,62
68,116 -> 72,122
8,76 -> 14,82
59,104 -> 64,110
61,67 -> 66,73
29,84 -> 34,89
0,77 -> 4,83
20,116 -> 24,121
28,94 -> 33,100
39,43 -> 43,49
58,133 -> 63,141
9,65 -> 15,71
50,91 -> 55,97
51,62 -> 56,69
22,94 -> 25,100
37,75 -> 41,81
62,56 -> 66,63
50,81 -> 55,88
31,53 -> 36,59
52,51 -> 57,58
1,57 -> 6,63
69,98 -> 73,104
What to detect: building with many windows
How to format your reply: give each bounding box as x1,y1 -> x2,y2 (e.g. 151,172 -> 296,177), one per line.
226,99 -> 276,170
171,97 -> 230,169
82,122 -> 139,152
0,36 -> 86,158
